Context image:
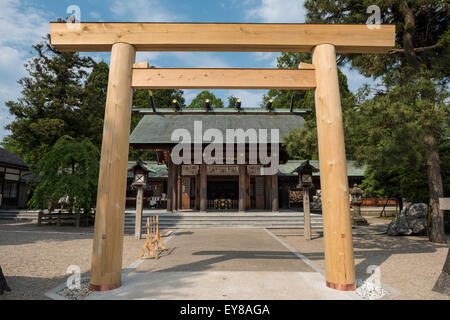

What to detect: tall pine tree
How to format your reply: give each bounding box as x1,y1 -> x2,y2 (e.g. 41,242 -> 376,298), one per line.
2,35 -> 95,168
266,52 -> 357,160
304,0 -> 449,243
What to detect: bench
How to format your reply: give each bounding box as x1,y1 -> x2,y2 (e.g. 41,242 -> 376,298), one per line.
38,211 -> 95,227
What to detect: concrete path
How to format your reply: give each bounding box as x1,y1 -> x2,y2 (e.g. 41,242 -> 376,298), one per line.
88,228 -> 359,300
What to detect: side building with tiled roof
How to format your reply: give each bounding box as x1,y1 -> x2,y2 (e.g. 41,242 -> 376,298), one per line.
0,147 -> 29,209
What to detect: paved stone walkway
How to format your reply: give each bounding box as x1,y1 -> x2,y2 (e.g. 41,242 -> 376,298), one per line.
88,228 -> 359,300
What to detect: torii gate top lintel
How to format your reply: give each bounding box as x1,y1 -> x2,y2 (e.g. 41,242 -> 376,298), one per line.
50,22 -> 395,54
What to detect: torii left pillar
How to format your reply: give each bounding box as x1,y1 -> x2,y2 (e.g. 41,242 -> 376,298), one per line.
90,42 -> 136,291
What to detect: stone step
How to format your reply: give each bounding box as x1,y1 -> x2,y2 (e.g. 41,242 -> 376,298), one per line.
125,221 -> 323,226
0,210 -> 323,229
124,214 -> 323,229
125,218 -> 322,224
0,211 -> 40,221
126,225 -> 320,229
124,218 -> 323,223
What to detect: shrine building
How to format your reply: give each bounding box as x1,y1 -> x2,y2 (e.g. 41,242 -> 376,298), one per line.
128,107 -> 364,212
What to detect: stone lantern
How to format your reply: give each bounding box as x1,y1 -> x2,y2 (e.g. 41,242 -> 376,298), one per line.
130,161 -> 150,239
294,160 -> 319,240
349,183 -> 368,226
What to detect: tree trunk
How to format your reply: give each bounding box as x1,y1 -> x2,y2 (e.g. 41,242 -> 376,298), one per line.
425,133 -> 447,243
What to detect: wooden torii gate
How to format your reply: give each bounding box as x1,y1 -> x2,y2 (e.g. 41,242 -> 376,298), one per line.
50,22 -> 395,292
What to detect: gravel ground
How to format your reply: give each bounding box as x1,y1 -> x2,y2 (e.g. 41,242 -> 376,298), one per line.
57,279 -> 92,300
270,216 -> 450,300
0,221 -> 147,300
1,218 -> 449,300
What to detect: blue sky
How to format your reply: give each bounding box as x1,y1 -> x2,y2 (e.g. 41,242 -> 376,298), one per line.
0,0 -> 376,140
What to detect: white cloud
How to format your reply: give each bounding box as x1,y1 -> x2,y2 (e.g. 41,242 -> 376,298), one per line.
110,0 -> 183,21
183,90 -> 200,105
0,46 -> 27,82
226,90 -> 265,108
252,52 -> 279,67
184,89 -> 265,108
0,0 -> 50,140
245,0 -> 307,23
136,52 -> 162,66
0,0 -> 49,45
89,11 -> 102,20
340,64 -> 382,93
169,52 -> 231,68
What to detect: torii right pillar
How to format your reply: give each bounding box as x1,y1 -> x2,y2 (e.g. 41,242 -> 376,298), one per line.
312,43 -> 356,291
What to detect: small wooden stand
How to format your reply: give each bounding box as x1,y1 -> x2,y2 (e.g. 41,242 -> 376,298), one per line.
139,216 -> 166,259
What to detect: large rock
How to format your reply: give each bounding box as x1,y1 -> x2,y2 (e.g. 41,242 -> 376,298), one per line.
311,190 -> 322,211
387,203 -> 428,236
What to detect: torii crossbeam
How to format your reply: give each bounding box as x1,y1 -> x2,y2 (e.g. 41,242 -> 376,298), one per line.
50,22 -> 395,292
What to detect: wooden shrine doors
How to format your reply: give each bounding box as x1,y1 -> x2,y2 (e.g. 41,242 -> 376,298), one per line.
255,176 -> 265,210
182,177 -> 191,209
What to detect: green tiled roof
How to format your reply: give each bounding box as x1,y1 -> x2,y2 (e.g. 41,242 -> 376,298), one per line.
127,160 -> 365,178
127,161 -> 167,178
130,110 -> 305,145
279,160 -> 366,177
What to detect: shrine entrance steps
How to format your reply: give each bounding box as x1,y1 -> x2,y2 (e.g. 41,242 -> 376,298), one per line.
124,210 -> 323,231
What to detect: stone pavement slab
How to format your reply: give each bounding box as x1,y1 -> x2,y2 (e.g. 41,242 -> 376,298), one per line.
88,229 -> 358,300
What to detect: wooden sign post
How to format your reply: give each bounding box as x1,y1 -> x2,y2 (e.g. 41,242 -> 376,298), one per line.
50,22 -> 395,292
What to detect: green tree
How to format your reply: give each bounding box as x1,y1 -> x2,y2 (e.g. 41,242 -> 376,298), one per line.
29,136 -> 100,214
270,53 -> 357,160
304,0 -> 449,243
129,86 -> 185,161
2,35 -> 95,168
78,61 -> 109,148
361,165 -> 429,204
227,95 -> 240,108
188,90 -> 224,109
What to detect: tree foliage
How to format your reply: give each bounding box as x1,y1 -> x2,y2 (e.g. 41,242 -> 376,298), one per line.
303,0 -> 449,242
130,86 -> 185,161
227,95 -> 240,109
28,136 -> 100,214
188,90 -> 224,109
269,53 -> 357,160
2,35 -> 95,168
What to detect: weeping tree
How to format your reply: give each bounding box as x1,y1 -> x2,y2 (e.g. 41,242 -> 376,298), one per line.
29,136 -> 100,215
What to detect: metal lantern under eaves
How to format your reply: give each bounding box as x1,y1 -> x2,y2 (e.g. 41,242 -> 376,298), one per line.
294,160 -> 319,188
134,169 -> 146,184
131,161 -> 149,187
